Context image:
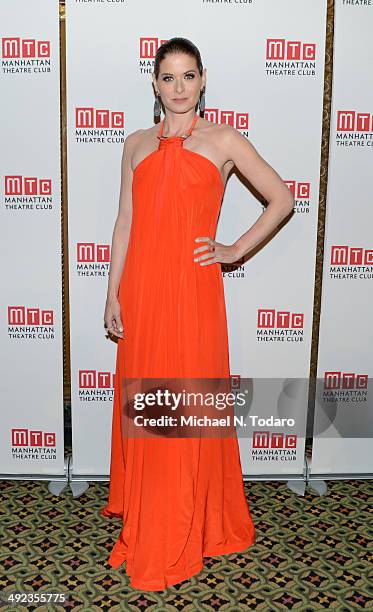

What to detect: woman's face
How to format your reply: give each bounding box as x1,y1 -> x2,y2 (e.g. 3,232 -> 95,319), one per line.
153,52 -> 206,114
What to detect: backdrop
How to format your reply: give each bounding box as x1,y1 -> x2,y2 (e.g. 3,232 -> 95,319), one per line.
311,0 -> 373,478
0,0 -> 64,478
2,1 -> 371,484
65,0 -> 327,480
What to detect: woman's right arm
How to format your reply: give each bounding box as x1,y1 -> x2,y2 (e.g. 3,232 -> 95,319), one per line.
104,132 -> 137,339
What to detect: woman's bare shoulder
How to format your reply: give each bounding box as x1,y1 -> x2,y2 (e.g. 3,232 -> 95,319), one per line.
196,116 -> 238,145
123,124 -> 159,157
124,123 -> 159,145
208,117 -> 241,134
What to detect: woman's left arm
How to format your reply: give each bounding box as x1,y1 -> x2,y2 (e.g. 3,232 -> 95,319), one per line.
194,125 -> 295,266
224,125 -> 295,259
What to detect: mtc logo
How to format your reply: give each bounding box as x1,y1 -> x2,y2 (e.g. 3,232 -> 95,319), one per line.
8,307 -> 54,326
139,37 -> 168,58
75,108 -> 124,128
266,39 -> 316,60
285,180 -> 310,199
203,110 -> 249,130
77,243 -> 110,262
257,309 -> 304,329
12,429 -> 56,447
1,37 -> 50,58
4,176 -> 52,196
79,370 -> 114,388
337,111 -> 373,132
324,371 -> 368,390
331,245 -> 373,265
253,431 -> 297,448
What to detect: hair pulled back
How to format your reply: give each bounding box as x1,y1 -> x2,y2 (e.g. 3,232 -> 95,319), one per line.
153,37 -> 203,80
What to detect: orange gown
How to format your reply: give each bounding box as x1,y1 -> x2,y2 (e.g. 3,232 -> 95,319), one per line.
101,112 -> 255,591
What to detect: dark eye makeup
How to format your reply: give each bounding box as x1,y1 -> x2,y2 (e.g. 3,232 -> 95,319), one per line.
162,73 -> 195,82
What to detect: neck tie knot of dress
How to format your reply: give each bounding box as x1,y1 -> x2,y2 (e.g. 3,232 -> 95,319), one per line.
157,135 -> 185,150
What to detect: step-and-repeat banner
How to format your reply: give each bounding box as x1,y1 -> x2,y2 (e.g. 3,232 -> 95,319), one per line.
0,1 -> 65,476
66,0 -> 327,479
311,0 -> 373,477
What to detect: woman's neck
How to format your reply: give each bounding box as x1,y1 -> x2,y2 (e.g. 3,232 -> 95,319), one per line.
161,110 -> 197,137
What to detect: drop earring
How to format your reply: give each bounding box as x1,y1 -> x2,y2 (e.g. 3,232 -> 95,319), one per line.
198,88 -> 206,115
154,93 -> 162,118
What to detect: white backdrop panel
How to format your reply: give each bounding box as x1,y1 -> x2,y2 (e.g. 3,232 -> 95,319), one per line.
311,0 -> 373,476
0,0 -> 64,476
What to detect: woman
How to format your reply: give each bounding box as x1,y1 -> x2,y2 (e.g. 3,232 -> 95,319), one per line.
101,37 -> 294,591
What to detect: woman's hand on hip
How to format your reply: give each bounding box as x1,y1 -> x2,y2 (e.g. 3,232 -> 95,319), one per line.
193,236 -> 241,266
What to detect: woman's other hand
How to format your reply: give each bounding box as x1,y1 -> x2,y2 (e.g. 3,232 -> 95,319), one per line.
104,295 -> 124,339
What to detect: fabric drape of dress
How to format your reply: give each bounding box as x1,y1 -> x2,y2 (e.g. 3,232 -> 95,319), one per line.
100,112 -> 255,591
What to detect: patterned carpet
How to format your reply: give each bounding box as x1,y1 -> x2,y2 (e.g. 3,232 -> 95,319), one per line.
0,472 -> 371,610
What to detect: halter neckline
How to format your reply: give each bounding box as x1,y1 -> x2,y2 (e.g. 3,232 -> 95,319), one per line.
157,112 -> 198,141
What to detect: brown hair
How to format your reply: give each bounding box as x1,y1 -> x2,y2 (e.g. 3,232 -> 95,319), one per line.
153,37 -> 203,80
